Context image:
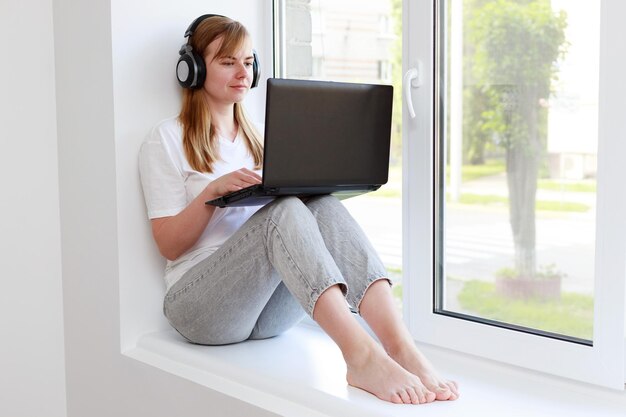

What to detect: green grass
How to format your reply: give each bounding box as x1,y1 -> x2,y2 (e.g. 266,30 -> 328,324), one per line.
445,160 -> 506,184
369,190 -> 590,212
392,282 -> 403,302
450,193 -> 590,212
460,160 -> 506,182
386,276 -> 593,339
449,161 -> 595,193
367,165 -> 402,198
457,280 -> 593,340
538,179 -> 596,193
387,267 -> 404,312
365,163 -> 596,207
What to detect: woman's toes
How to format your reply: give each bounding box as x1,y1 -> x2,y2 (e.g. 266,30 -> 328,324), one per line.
399,389 -> 413,404
451,381 -> 460,396
431,385 -> 450,400
390,392 -> 403,404
406,387 -> 420,404
425,389 -> 437,403
445,381 -> 459,399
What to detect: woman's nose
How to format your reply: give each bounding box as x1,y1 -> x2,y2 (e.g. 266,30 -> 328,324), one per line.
236,62 -> 248,78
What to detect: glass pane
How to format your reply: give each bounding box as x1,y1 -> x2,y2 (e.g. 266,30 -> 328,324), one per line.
278,0 -> 403,311
436,0 -> 599,342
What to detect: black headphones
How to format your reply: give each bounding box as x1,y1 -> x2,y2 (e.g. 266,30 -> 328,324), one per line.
176,14 -> 260,90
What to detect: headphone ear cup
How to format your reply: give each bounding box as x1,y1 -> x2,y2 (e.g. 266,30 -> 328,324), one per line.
251,49 -> 260,89
190,50 -> 206,89
177,46 -> 206,89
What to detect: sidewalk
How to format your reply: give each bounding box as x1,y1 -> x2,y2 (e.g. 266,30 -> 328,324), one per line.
343,174 -> 597,295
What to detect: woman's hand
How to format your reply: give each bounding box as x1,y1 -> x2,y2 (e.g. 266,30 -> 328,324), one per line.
152,168 -> 262,261
206,168 -> 262,198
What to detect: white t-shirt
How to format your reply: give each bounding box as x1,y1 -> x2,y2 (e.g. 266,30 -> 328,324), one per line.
139,116 -> 264,291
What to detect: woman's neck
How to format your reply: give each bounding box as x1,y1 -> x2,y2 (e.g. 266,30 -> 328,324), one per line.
211,104 -> 238,142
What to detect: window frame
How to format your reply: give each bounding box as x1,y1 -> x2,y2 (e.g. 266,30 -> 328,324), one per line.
403,0 -> 626,388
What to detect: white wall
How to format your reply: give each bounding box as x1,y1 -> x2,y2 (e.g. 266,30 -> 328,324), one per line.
1,0 -> 280,414
112,0 -> 273,351
0,1 -> 67,416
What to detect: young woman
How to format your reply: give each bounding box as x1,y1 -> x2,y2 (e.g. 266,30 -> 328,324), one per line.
139,14 -> 459,405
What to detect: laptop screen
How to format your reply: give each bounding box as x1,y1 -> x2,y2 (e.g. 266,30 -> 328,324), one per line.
262,78 -> 393,188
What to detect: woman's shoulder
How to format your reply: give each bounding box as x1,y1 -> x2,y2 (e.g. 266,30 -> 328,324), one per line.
140,116 -> 185,166
147,115 -> 182,144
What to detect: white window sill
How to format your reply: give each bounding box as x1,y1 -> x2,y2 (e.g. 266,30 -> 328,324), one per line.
124,323 -> 626,417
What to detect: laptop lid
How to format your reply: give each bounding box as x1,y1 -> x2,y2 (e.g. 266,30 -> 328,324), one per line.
262,78 -> 393,188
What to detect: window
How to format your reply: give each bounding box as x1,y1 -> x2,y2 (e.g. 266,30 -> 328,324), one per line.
437,0 -> 600,344
404,0 -> 625,387
276,0 -> 625,388
274,0 -> 404,310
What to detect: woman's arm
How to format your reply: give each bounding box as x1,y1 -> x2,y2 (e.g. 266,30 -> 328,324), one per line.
151,168 -> 262,260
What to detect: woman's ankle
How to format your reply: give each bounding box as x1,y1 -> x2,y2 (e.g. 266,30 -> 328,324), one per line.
383,335 -> 417,357
342,337 -> 383,369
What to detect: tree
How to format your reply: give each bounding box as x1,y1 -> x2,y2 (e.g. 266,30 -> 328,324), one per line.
463,0 -> 495,165
469,0 -> 567,278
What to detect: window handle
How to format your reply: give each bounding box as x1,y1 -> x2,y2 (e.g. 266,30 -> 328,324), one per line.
404,62 -> 423,119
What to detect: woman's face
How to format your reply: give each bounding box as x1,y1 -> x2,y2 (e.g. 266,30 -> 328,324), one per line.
202,36 -> 254,107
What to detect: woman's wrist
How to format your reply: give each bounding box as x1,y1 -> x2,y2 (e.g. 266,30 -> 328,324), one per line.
201,182 -> 220,202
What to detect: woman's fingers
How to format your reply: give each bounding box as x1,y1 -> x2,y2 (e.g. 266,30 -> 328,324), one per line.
232,169 -> 262,187
237,168 -> 262,182
209,168 -> 262,197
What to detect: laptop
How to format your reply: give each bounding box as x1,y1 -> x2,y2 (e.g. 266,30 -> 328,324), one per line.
206,78 -> 393,208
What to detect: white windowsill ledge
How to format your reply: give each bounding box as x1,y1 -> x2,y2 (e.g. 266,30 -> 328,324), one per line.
124,324 -> 626,417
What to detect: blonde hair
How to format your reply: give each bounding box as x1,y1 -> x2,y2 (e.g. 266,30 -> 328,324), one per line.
178,16 -> 263,173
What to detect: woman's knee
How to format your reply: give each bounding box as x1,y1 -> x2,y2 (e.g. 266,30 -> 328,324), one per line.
305,194 -> 342,212
272,195 -> 306,211
266,196 -> 311,224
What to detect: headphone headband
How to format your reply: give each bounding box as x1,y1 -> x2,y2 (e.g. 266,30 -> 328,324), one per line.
176,14 -> 260,90
184,14 -> 225,38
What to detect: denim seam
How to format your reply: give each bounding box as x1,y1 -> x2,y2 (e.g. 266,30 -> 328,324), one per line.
354,275 -> 393,315
268,216 -> 348,317
307,279 -> 348,318
268,218 -> 316,296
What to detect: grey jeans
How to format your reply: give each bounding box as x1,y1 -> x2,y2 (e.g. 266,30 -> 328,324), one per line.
163,195 -> 389,345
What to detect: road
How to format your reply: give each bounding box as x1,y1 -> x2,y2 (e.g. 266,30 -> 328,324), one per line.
342,195 -> 596,295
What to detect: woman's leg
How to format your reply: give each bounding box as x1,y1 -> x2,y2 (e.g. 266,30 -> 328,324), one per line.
165,196 -> 434,404
163,196 -> 341,345
313,284 -> 434,404
257,197 -> 443,403
305,195 -> 458,400
359,280 -> 459,400
304,195 -> 389,311
163,236 -> 297,345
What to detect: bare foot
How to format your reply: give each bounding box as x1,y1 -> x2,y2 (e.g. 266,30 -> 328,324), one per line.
345,342 -> 436,404
388,342 -> 460,401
